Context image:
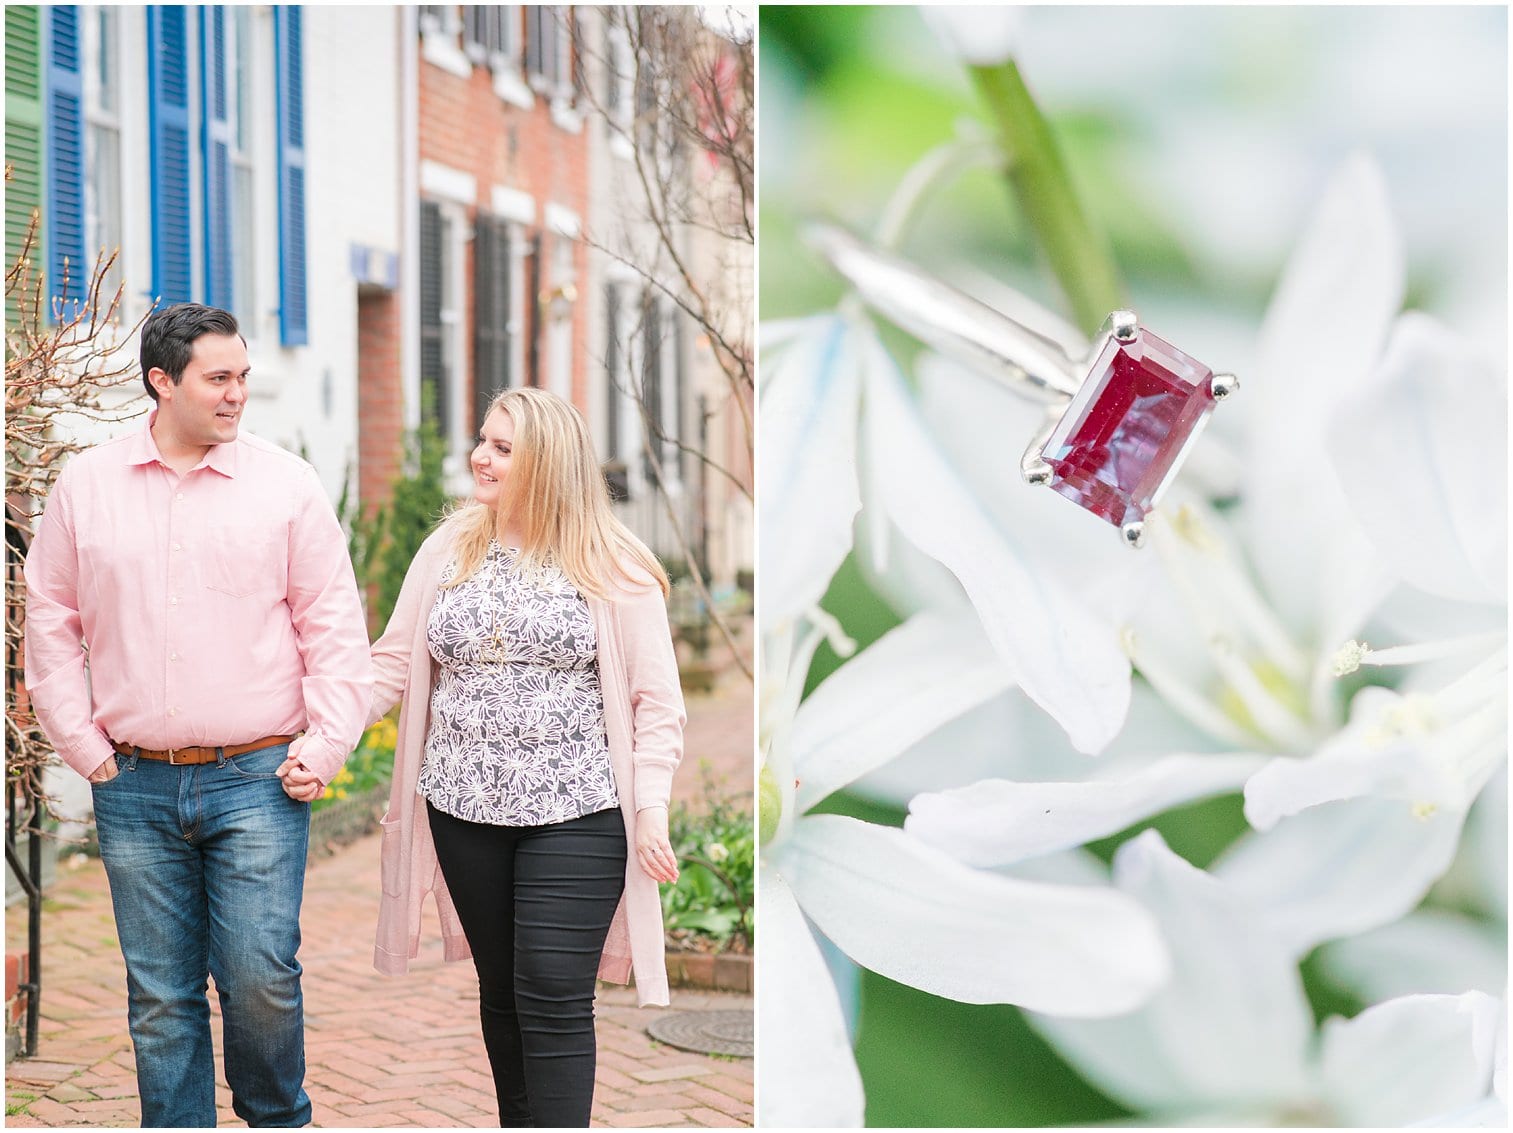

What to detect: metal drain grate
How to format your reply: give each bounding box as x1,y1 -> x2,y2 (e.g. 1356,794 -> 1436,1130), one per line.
645,1009 -> 753,1058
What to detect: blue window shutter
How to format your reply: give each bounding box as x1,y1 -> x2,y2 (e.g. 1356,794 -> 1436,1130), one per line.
274,6 -> 307,346
148,5 -> 192,307
44,5 -> 85,321
198,6 -> 232,311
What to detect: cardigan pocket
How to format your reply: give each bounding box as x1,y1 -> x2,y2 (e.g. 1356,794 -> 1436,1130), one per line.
379,814 -> 405,897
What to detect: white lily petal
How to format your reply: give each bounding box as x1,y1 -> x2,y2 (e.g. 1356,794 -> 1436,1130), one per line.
780,814 -> 1170,1015
1318,908 -> 1507,1002
1496,999 -> 1507,1103
1415,1095 -> 1508,1128
1320,992 -> 1500,1127
1215,796 -> 1468,957
1330,312 -> 1507,606
1430,763 -> 1509,920
862,335 -> 1131,753
1243,687 -> 1458,831
792,610 -> 1012,813
854,674 -> 1224,809
920,5 -> 1022,66
758,315 -> 824,358
1032,831 -> 1313,1113
756,868 -> 865,1128
1466,766 -> 1508,920
1243,154 -> 1405,637
907,753 -> 1269,867
848,689 -> 1032,808
759,316 -> 863,632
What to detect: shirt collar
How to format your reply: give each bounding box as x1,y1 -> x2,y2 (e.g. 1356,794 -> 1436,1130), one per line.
126,409 -> 239,478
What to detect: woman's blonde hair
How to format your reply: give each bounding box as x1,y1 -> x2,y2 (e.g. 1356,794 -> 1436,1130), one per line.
440,387 -> 670,599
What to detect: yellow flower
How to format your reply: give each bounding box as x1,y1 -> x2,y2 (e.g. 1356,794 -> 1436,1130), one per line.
335,788 -> 348,800
321,786 -> 334,800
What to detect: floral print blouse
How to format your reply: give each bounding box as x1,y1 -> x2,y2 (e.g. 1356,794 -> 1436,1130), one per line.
417,541 -> 618,826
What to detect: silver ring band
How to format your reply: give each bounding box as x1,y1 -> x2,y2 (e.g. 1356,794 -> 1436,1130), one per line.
805,223 -> 1082,403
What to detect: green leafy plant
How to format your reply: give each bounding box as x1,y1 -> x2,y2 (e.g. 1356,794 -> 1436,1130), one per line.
311,715 -> 397,813
333,419 -> 448,633
661,768 -> 754,951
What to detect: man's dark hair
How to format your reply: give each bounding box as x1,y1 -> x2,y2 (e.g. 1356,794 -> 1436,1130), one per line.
140,303 -> 243,401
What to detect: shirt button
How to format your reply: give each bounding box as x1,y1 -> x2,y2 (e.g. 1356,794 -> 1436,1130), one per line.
168,708 -> 177,717
169,652 -> 178,661
175,493 -> 184,501
171,543 -> 181,552
170,597 -> 178,606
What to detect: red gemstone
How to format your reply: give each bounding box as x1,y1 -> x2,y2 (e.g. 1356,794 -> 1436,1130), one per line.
1040,327 -> 1215,527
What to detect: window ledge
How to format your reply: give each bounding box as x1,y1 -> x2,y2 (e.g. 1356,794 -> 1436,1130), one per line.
421,30 -> 473,79
492,68 -> 534,110
550,99 -> 583,135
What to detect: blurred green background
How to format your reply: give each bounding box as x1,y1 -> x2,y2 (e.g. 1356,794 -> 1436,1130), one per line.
760,5 -> 1506,1126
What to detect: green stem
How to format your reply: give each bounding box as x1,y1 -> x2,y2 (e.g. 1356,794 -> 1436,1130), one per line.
969,61 -> 1124,335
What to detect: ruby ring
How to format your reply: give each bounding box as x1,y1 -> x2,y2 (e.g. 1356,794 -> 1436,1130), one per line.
808,225 -> 1238,548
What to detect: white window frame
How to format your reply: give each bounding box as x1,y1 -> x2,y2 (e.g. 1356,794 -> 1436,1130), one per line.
437,199 -> 471,488
543,226 -> 576,404
482,5 -> 533,109
420,4 -> 472,79
606,21 -> 634,160
83,5 -> 125,305
655,297 -> 683,494
491,185 -> 535,393
224,4 -> 258,338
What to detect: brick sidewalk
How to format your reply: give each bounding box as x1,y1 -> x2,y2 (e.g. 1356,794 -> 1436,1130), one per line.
4,681 -> 754,1128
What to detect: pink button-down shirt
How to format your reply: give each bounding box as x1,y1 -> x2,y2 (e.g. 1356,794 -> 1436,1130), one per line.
23,415 -> 372,785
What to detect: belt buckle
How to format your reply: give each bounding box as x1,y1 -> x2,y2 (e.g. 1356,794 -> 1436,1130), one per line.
167,748 -> 186,765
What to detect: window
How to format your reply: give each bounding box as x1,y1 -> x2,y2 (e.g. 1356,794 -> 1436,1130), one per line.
544,232 -> 574,402
4,5 -> 44,329
525,6 -> 569,95
638,289 -> 663,484
419,4 -> 471,80
84,6 -> 124,304
467,5 -> 529,107
202,6 -> 261,331
605,22 -> 633,138
274,5 -> 307,345
603,282 -> 624,464
224,7 -> 256,328
463,5 -> 519,64
418,200 -> 451,434
473,213 -> 515,426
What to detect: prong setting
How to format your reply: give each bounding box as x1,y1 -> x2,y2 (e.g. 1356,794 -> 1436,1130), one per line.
1121,520 -> 1146,549
1210,372 -> 1239,400
1022,458 -> 1052,486
1111,310 -> 1139,344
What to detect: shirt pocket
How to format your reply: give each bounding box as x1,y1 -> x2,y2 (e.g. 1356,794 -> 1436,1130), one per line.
203,524 -> 285,599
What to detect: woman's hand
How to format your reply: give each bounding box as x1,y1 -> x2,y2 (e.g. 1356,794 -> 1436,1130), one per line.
635,805 -> 679,883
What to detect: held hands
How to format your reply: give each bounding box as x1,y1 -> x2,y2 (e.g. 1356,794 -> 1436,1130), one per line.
635,805 -> 679,884
275,735 -> 325,803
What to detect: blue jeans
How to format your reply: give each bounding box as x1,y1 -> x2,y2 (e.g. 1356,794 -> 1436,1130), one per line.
91,743 -> 312,1128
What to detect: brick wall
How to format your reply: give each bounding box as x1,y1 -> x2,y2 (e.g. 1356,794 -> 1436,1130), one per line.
356,288 -> 403,511
416,44 -> 592,422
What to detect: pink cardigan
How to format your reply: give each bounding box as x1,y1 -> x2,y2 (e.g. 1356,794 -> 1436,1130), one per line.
368,526 -> 686,1006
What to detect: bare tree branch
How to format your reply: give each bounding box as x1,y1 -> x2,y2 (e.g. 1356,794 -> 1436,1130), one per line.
6,187 -> 150,825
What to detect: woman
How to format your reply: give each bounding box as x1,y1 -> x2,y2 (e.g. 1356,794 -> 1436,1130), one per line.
367,387 -> 684,1127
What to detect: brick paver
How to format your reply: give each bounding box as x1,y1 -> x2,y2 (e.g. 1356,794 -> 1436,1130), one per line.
5,682 -> 753,1128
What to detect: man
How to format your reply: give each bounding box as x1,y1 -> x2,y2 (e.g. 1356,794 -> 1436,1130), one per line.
24,303 -> 372,1127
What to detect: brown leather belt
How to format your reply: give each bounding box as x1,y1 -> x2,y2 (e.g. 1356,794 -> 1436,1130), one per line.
110,734 -> 298,766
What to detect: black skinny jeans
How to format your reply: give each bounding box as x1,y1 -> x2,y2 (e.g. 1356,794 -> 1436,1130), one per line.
426,802 -> 627,1128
